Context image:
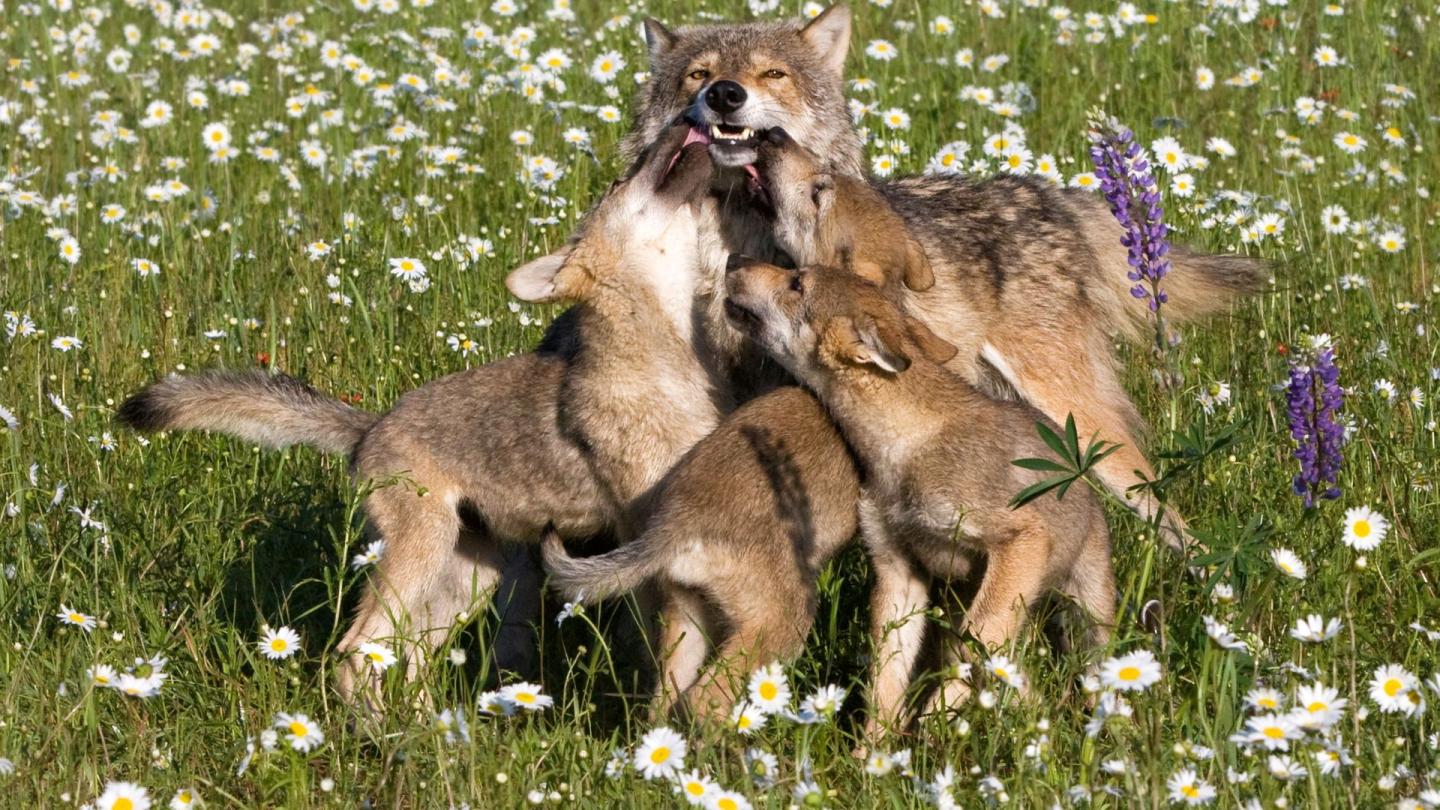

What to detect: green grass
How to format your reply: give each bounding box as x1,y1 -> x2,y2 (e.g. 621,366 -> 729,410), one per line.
1,0 -> 1437,806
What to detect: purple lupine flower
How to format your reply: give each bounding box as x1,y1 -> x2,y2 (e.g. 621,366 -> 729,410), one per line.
1086,111 -> 1171,312
1286,346 -> 1344,507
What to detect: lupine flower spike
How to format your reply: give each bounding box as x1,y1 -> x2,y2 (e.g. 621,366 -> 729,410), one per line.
1286,342 -> 1345,507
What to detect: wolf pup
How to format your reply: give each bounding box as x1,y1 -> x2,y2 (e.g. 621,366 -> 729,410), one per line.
540,385 -> 858,723
117,125 -> 716,705
626,4 -> 1265,552
725,260 -> 1117,736
118,343 -> 604,704
506,124 -> 726,538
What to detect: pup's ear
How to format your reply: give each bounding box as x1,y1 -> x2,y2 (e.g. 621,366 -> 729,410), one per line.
904,315 -> 958,366
901,237 -> 935,291
832,315 -> 910,374
506,246 -> 586,303
811,174 -> 836,212
642,18 -> 677,62
801,5 -> 852,77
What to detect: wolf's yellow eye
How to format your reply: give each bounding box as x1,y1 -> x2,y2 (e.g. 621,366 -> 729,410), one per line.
763,69 -> 787,80
688,69 -> 710,81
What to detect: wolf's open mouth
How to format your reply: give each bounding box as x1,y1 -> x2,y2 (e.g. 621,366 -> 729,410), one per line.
683,125 -> 766,198
708,123 -> 761,147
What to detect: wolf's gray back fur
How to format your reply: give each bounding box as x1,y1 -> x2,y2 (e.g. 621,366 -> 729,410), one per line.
117,371 -> 377,455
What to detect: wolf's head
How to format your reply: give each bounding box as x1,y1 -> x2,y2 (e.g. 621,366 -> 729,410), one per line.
507,124 -> 715,332
723,259 -> 956,387
622,5 -> 864,179
754,129 -> 933,294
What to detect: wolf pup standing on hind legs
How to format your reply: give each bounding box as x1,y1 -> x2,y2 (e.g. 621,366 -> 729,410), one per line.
618,3 -> 1266,551
117,125 -> 720,707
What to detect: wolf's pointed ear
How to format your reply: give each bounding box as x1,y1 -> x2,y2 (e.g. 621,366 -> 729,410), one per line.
904,315 -> 957,366
642,18 -> 677,62
901,237 -> 935,292
506,246 -> 583,303
832,315 -> 910,374
801,5 -> 852,77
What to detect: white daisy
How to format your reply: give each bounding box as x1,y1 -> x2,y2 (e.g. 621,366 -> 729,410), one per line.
258,626 -> 301,660
633,726 -> 685,780
746,662 -> 791,715
500,681 -> 552,711
1099,650 -> 1162,692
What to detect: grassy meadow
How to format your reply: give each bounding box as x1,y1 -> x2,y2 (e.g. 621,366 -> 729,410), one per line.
1,0 -> 1438,806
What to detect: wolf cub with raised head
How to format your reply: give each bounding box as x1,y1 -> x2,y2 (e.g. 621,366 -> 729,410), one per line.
118,124 -> 720,706
724,259 -> 1117,736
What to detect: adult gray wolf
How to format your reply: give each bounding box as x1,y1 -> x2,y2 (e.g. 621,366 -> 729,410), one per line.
617,4 -> 1265,548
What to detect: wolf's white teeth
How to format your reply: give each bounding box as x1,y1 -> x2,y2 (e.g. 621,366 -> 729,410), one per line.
708,124 -> 755,142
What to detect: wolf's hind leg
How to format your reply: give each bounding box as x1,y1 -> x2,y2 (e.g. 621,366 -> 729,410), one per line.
336,487 -> 504,707
979,335 -> 1190,552
681,588 -> 813,725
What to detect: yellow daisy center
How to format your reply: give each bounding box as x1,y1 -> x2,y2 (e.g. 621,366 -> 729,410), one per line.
514,692 -> 535,704
759,682 -> 778,701
289,721 -> 307,736
69,613 -> 85,623
1353,520 -> 1370,537
1383,678 -> 1402,697
1307,701 -> 1327,712
270,639 -> 288,651
1118,666 -> 1141,682
1259,697 -> 1277,708
686,781 -> 704,796
717,799 -> 738,810
114,799 -> 135,810
1182,785 -> 1199,798
1263,726 -> 1285,739
649,746 -> 669,764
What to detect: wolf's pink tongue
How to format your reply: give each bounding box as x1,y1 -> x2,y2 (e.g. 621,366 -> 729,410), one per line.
744,164 -> 761,181
664,126 -> 713,178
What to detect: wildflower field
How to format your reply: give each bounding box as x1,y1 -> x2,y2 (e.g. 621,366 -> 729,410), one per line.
2,0 -> 1438,806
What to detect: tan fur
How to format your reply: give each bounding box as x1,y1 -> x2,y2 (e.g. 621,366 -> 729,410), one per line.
725,262 -> 1117,737
541,387 -> 859,722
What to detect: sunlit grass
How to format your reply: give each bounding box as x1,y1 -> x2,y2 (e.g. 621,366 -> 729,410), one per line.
0,0 -> 1436,807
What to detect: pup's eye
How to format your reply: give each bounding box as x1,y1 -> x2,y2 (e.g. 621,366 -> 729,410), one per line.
763,69 -> 787,80
789,275 -> 804,294
688,69 -> 710,81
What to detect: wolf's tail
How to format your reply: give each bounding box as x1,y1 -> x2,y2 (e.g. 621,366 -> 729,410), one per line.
540,525 -> 668,604
1078,195 -> 1268,339
116,370 -> 377,455
1100,245 -> 1267,341
1155,245 -> 1268,325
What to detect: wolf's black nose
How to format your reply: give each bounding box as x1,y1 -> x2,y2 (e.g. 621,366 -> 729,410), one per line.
705,80 -> 748,115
